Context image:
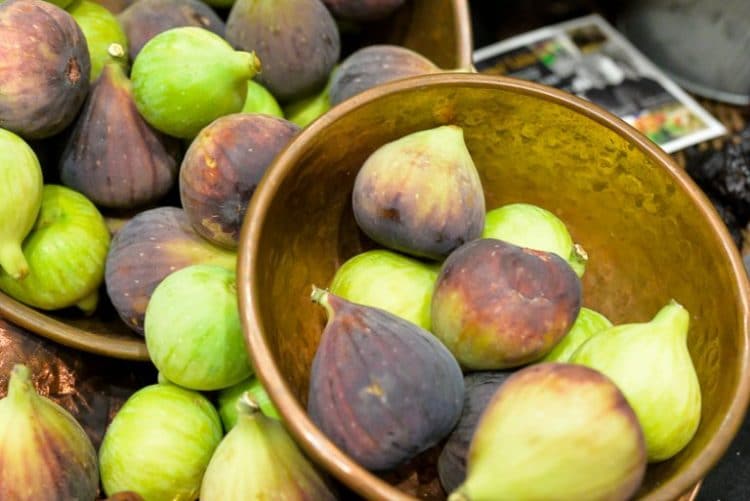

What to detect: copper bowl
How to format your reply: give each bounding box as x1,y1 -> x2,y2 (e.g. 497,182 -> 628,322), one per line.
237,73 -> 750,500
0,0 -> 473,361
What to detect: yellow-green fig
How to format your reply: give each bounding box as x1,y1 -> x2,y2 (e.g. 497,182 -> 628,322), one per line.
541,307 -> 612,363
450,363 -> 646,501
200,393 -> 337,501
482,203 -> 587,277
570,300 -> 702,462
0,128 -> 43,280
67,0 -> 129,81
0,364 -> 99,500
217,377 -> 280,432
241,80 -> 283,118
329,249 -> 440,330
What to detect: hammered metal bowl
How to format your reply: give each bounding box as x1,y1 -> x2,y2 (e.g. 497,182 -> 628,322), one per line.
0,0 -> 473,361
237,73 -> 750,500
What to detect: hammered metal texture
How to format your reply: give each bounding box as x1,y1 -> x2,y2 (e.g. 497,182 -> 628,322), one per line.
239,74 -> 750,501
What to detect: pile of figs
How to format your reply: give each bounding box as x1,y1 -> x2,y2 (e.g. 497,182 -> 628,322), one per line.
0,0 -> 456,499
307,124 -> 704,500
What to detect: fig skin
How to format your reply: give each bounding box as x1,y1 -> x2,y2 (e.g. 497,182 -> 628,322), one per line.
60,63 -> 181,210
104,206 -> 236,335
307,287 -> 465,472
438,371 -> 513,494
118,0 -> 225,61
67,0 -> 129,81
180,113 -> 300,248
330,45 -> 438,106
0,0 -> 91,139
352,125 -> 486,260
241,80 -> 284,118
322,0 -> 405,21
431,238 -> 582,370
226,0 -> 341,103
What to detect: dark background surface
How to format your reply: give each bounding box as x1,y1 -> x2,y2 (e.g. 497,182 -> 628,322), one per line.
467,1 -> 750,500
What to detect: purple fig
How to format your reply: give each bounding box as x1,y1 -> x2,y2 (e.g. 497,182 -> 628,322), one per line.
438,371 -> 513,494
322,0 -> 406,21
60,63 -> 181,209
179,113 -> 300,248
226,0 -> 341,102
0,0 -> 91,139
104,207 -> 236,334
329,45 -> 438,106
307,287 -> 464,472
118,0 -> 225,60
431,239 -> 582,370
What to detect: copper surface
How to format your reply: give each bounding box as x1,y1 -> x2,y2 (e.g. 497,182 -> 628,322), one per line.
237,73 -> 750,500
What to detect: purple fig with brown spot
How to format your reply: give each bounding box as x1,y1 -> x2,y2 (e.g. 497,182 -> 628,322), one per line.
0,364 -> 99,500
0,0 -> 91,139
322,0 -> 405,21
307,286 -> 464,472
60,62 -> 181,209
352,125 -> 485,260
118,0 -> 225,60
180,113 -> 300,249
104,207 -> 236,335
431,238 -> 582,370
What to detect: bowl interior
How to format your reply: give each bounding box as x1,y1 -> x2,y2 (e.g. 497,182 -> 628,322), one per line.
240,74 -> 750,500
0,0 -> 473,361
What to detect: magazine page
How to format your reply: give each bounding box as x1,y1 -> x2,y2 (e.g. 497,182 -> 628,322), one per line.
473,14 -> 727,154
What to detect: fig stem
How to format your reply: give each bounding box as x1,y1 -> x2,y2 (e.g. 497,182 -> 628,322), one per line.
237,51 -> 262,79
237,391 -> 262,418
7,364 -> 33,404
0,243 -> 29,281
310,285 -> 334,319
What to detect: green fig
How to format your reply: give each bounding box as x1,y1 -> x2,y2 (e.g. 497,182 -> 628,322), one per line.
450,363 -> 646,501
0,128 -> 43,280
541,307 -> 612,363
352,125 -> 486,260
482,203 -> 588,277
68,0 -> 129,81
282,66 -> 336,127
570,300 -> 702,462
217,377 -> 280,432
0,364 -> 99,500
0,185 -> 110,314
131,26 -> 261,139
99,383 -> 223,501
329,249 -> 440,330
201,394 -> 337,501
144,264 -> 251,391
241,80 -> 284,118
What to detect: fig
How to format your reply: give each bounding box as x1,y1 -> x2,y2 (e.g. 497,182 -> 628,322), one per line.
68,0 -> 129,81
570,301 -> 702,462
241,80 -> 284,118
0,128 -> 43,280
329,45 -> 438,106
0,185 -> 110,314
352,125 -> 485,260
105,207 -> 236,334
283,66 -> 335,127
322,0 -> 405,21
217,377 -> 280,432
307,287 -> 464,471
482,203 -> 588,277
0,0 -> 91,139
132,26 -> 261,139
179,113 -> 300,248
99,383 -> 223,500
0,364 -> 99,500
542,307 -> 612,363
431,238 -> 582,370
329,249 -> 440,330
118,0 -> 225,60
144,264 -> 251,391
226,0 -> 340,102
60,62 -> 181,209
201,394 -> 337,501
450,363 -> 646,501
438,371 -> 513,494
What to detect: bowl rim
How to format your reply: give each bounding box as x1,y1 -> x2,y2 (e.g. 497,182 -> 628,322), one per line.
0,293 -> 149,361
237,72 -> 750,501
